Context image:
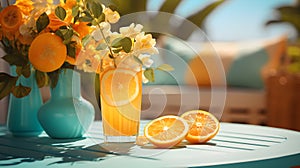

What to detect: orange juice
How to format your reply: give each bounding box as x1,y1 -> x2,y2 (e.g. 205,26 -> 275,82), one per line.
100,67 -> 142,142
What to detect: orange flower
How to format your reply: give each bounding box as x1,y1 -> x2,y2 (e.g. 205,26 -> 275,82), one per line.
62,0 -> 77,9
47,13 -> 69,31
15,0 -> 34,16
73,22 -> 93,39
47,4 -> 74,31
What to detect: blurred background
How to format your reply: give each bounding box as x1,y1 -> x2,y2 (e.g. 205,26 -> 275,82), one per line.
148,0 -> 296,41
109,0 -> 300,131
1,0 -> 300,131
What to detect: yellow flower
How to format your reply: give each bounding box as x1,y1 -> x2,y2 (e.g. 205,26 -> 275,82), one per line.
103,7 -> 120,23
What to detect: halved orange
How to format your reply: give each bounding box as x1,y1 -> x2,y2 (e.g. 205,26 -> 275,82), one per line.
28,33 -> 67,72
181,110 -> 220,143
144,115 -> 189,148
0,5 -> 23,31
100,68 -> 140,106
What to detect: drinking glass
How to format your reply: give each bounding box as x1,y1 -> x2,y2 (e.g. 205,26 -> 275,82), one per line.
100,57 -> 142,142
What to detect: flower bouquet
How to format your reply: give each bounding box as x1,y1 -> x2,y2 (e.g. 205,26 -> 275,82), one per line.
0,0 -> 172,98
0,0 -> 172,139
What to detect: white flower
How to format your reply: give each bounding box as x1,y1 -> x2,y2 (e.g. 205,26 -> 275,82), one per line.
120,23 -> 143,38
92,22 -> 111,41
104,7 -> 120,23
138,54 -> 154,68
133,32 -> 158,56
19,24 -> 31,36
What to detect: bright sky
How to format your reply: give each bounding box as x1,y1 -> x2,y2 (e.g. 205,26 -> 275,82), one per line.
148,0 -> 296,41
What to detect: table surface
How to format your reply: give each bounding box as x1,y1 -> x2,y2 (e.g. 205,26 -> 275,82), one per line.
0,121 -> 300,168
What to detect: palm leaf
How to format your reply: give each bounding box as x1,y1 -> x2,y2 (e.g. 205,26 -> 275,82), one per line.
176,0 -> 226,39
111,0 -> 147,15
110,0 -> 225,40
159,0 -> 181,13
266,3 -> 300,38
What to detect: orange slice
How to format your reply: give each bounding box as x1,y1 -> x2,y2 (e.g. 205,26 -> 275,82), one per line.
28,33 -> 67,72
100,68 -> 140,106
181,110 -> 220,143
144,115 -> 189,148
0,5 -> 23,31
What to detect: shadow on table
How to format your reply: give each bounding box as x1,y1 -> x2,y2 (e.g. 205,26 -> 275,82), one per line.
0,135 -> 137,166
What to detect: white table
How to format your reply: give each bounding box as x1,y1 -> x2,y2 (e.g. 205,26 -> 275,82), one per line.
0,121 -> 299,168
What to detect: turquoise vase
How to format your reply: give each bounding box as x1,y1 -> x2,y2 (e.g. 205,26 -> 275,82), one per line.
7,66 -> 43,137
38,69 -> 95,139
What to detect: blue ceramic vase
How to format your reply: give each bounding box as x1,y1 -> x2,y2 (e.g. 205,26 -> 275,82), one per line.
38,69 -> 95,139
7,66 -> 43,136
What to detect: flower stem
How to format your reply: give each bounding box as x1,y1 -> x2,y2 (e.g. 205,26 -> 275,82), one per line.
96,24 -> 117,68
82,0 -> 117,69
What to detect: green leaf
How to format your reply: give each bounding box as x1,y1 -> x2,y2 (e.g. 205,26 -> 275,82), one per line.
67,42 -> 76,58
82,35 -> 91,47
96,43 -> 107,50
159,0 -> 181,13
36,12 -> 50,33
12,83 -> 31,98
79,15 -> 93,22
55,29 -> 64,39
21,64 -> 31,78
2,53 -> 27,66
56,28 -> 74,41
156,64 -> 174,72
79,11 -> 93,22
98,13 -> 105,23
72,5 -> 79,17
55,6 -> 67,21
87,1 -> 103,18
144,68 -> 155,82
108,5 -> 118,11
112,48 -> 122,53
111,37 -> 123,48
177,0 -> 226,39
35,70 -> 48,88
274,6 -> 300,34
133,56 -> 143,65
121,37 -> 132,53
187,0 -> 226,26
16,66 -> 22,76
111,37 -> 132,53
1,37 -> 10,49
0,73 -> 18,100
15,65 -> 31,78
48,70 -> 60,88
64,29 -> 74,40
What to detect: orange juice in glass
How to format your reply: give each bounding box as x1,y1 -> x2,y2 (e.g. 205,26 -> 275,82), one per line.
100,62 -> 142,142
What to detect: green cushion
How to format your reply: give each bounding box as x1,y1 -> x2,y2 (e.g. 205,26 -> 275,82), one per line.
226,48 -> 269,89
